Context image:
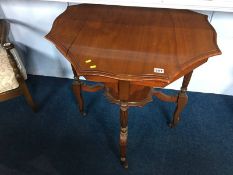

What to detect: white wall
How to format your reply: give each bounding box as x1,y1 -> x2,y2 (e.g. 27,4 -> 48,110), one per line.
42,0 -> 233,12
167,11 -> 233,95
1,0 -> 233,96
1,0 -> 73,78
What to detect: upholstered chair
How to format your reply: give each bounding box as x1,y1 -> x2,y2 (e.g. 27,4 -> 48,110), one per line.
0,19 -> 36,111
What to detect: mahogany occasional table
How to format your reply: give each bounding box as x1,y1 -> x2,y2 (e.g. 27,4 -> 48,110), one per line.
46,4 -> 221,168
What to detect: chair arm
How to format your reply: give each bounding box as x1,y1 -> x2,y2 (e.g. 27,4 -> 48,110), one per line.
3,42 -> 27,80
0,19 -> 9,45
3,42 -> 14,50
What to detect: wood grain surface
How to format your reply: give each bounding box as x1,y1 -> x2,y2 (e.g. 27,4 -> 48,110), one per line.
46,4 -> 221,87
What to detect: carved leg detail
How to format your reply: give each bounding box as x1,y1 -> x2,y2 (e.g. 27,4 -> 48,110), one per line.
120,104 -> 128,168
72,77 -> 86,116
169,71 -> 193,128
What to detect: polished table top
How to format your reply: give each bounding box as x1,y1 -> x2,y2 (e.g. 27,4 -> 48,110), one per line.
46,4 -> 221,87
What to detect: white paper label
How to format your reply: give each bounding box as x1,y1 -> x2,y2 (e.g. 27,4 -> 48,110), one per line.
154,68 -> 164,74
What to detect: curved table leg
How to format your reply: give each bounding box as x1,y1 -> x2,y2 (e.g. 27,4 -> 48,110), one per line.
169,91 -> 188,128
169,71 -> 193,128
72,76 -> 86,116
71,65 -> 86,116
120,104 -> 128,168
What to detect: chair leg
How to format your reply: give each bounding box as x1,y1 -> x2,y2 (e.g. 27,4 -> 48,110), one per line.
120,103 -> 128,168
20,81 -> 37,112
169,71 -> 193,128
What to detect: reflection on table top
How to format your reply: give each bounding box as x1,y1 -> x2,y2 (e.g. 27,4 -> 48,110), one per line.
46,4 -> 221,87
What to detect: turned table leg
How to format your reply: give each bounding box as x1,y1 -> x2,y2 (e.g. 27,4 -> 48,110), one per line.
120,103 -> 128,168
71,65 -> 86,116
118,80 -> 130,168
169,71 -> 193,128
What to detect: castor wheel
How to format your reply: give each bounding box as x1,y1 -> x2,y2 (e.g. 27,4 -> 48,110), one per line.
81,111 -> 87,117
120,158 -> 128,169
168,122 -> 175,128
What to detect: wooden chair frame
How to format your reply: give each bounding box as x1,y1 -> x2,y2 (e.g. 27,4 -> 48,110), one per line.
0,19 -> 36,111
